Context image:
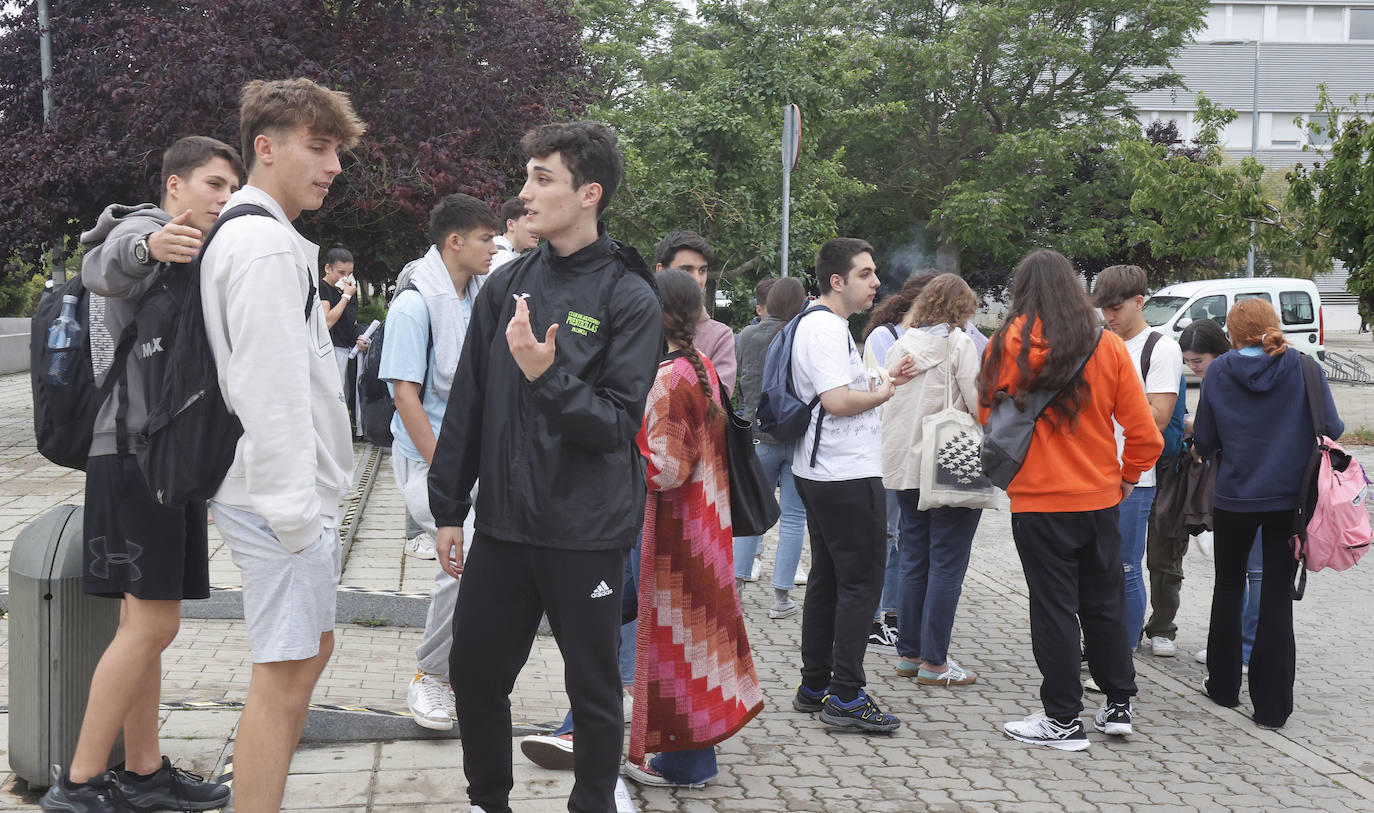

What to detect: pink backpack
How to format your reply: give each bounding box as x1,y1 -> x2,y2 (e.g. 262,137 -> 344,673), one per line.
1290,355 -> 1373,599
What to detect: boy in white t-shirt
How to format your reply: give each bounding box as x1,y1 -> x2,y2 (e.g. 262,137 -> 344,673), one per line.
788,238 -> 916,733
1094,265 -> 1183,655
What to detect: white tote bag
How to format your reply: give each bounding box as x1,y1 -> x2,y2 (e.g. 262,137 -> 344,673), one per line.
917,336 -> 1000,511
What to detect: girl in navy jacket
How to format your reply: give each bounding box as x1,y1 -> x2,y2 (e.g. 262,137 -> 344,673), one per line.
1192,299 -> 1342,729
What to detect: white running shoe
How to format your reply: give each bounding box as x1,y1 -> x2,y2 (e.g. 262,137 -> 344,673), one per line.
1195,649 -> 1207,664
1150,636 -> 1177,657
749,556 -> 762,582
793,566 -> 808,585
1003,712 -> 1090,751
407,671 -> 455,731
405,533 -> 438,560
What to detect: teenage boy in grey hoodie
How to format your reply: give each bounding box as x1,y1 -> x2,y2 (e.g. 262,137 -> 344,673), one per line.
42,136 -> 242,813
197,78 -> 365,813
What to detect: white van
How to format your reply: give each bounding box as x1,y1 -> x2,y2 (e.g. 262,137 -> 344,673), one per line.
1142,277 -> 1325,359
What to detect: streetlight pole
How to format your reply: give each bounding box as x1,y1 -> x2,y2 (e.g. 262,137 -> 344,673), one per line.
1246,39 -> 1259,278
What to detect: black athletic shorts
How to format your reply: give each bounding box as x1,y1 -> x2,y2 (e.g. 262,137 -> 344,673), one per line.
82,454 -> 210,601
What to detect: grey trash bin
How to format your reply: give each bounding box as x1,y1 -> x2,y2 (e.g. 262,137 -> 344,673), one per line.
8,504 -> 123,788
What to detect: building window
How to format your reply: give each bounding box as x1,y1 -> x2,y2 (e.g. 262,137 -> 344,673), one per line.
1312,6 -> 1344,39
1275,5 -> 1307,40
1271,114 -> 1305,148
1308,114 -> 1333,147
1352,8 -> 1374,40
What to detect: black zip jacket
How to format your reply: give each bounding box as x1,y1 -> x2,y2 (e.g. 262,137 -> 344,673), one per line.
428,226 -> 662,551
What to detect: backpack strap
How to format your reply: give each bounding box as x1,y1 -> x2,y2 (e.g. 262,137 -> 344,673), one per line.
107,324 -> 140,456
1141,330 -> 1160,385
1289,352 -> 1329,600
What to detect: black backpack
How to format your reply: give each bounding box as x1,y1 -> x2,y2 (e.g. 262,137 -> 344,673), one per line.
357,283 -> 429,448
30,275 -> 137,470
137,204 -> 314,505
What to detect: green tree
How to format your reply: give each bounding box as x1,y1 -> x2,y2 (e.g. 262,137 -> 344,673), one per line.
833,0 -> 1210,268
589,1 -> 873,304
1288,89 -> 1374,302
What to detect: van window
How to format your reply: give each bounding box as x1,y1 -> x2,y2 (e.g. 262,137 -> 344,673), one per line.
1183,294 -> 1228,327
1235,292 -> 1272,304
1280,291 -> 1315,325
1143,295 -> 1189,327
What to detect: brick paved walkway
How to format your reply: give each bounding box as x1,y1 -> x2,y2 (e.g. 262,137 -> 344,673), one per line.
1,362 -> 1372,810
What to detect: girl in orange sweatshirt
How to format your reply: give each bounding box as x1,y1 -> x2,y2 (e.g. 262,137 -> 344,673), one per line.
977,250 -> 1162,751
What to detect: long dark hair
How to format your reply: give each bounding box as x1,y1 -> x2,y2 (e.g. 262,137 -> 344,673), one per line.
977,250 -> 1099,424
659,268 -> 723,420
862,272 -> 935,339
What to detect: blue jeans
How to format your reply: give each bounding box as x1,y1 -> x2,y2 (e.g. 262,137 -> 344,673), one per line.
1242,532 -> 1262,664
876,489 -> 901,618
733,440 -> 806,589
618,537 -> 642,685
894,491 -> 982,665
650,748 -> 718,785
1118,486 -> 1155,649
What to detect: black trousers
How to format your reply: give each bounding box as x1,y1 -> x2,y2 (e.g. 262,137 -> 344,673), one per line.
1012,509 -> 1137,722
451,534 -> 628,813
793,475 -> 886,698
1207,509 -> 1296,727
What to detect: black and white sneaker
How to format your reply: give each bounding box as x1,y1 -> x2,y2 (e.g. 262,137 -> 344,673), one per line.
867,620 -> 897,652
39,767 -> 129,812
1003,712 -> 1090,751
117,757 -> 230,811
1093,701 -> 1133,736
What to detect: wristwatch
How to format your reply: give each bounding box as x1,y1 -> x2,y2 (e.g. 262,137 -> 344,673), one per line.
134,234 -> 153,265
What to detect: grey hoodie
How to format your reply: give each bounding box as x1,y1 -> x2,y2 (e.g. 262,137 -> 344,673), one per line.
79,203 -> 172,457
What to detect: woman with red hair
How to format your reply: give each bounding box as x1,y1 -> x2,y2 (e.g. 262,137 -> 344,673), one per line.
1192,298 -> 1343,729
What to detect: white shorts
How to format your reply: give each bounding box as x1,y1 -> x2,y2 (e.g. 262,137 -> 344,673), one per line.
212,502 -> 341,663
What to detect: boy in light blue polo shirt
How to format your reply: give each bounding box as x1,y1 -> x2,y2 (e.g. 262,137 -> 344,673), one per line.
379,193 -> 500,732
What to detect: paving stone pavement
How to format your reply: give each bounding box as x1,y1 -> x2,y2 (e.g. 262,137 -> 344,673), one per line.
0,354 -> 1371,810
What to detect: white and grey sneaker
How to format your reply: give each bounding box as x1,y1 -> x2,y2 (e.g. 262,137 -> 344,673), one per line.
769,597 -> 799,619
793,566 -> 808,586
407,671 -> 455,731
1003,712 -> 1090,751
1149,636 -> 1177,657
404,532 -> 437,560
1093,700 -> 1133,735
749,556 -> 762,582
1194,648 -> 1207,664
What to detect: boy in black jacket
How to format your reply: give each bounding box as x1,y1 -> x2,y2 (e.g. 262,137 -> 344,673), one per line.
428,121 -> 661,813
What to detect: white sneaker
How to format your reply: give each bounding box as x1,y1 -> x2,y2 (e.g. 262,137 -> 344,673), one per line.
408,671 -> 455,730
749,556 -> 762,582
623,691 -> 634,723
1195,649 -> 1207,664
1003,712 -> 1089,751
1093,700 -> 1133,736
405,533 -> 437,560
793,566 -> 808,586
1150,636 -> 1176,657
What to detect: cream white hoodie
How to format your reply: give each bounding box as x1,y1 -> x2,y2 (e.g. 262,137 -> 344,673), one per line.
199,186 -> 353,552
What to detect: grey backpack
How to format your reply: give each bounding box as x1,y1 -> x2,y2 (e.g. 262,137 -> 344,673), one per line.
980,328 -> 1101,489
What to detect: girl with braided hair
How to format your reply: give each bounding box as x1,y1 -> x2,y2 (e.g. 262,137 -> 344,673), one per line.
624,268 -> 763,788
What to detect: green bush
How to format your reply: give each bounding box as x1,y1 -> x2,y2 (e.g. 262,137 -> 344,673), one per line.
0,271 -> 49,317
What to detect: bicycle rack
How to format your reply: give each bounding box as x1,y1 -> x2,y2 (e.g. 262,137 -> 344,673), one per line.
1323,351 -> 1374,385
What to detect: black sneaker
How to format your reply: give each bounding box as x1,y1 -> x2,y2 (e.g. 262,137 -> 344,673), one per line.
867,620 -> 896,652
792,684 -> 828,713
116,757 -> 230,812
1093,700 -> 1133,735
818,690 -> 901,733
40,767 -> 129,812
1003,712 -> 1089,751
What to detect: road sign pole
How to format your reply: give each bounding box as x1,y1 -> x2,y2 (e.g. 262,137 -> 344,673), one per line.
781,105 -> 801,278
